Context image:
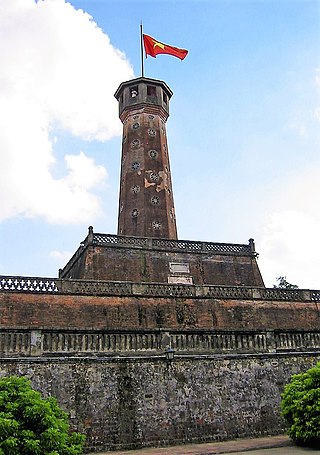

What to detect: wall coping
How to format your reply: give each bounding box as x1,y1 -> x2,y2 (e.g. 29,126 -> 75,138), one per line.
0,351 -> 319,363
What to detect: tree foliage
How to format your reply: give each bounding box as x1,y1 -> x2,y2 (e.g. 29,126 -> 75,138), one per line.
273,276 -> 299,289
0,375 -> 85,455
281,362 -> 320,447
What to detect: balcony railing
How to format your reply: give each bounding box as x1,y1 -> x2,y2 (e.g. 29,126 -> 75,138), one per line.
91,232 -> 254,255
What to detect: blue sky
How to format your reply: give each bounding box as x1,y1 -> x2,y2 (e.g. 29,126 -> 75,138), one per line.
0,0 -> 319,288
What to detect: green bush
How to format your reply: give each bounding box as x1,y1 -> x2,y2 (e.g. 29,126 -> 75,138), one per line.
281,362 -> 320,447
0,375 -> 85,454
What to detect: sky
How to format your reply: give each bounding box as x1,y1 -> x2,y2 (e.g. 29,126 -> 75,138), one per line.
0,0 -> 319,289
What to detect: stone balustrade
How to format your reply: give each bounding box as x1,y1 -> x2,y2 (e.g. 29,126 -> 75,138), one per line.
0,328 -> 320,357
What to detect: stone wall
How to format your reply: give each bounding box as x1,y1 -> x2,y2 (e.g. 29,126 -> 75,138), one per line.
0,352 -> 319,452
1,278 -> 320,451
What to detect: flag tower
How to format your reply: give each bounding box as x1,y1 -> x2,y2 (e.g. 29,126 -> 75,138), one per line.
114,77 -> 177,239
59,36 -> 263,287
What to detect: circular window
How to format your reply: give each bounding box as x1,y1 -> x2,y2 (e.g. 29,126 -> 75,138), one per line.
148,149 -> 158,159
132,162 -> 140,171
148,115 -> 155,120
132,209 -> 139,218
152,221 -> 161,230
148,128 -> 156,136
131,185 -> 140,194
132,122 -> 140,130
133,115 -> 139,120
151,196 -> 160,205
131,139 -> 140,147
149,172 -> 160,182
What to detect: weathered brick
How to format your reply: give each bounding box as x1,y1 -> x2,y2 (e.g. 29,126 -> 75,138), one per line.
0,292 -> 319,330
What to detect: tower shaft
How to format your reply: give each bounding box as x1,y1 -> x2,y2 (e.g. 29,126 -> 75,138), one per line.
115,78 -> 177,239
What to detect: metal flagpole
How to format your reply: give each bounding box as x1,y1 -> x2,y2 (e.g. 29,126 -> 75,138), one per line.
140,21 -> 144,77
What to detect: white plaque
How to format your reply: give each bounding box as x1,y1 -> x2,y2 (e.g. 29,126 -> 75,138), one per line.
169,262 -> 190,274
168,276 -> 193,284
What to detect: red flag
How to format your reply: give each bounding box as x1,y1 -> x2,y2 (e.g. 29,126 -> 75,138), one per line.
143,34 -> 188,60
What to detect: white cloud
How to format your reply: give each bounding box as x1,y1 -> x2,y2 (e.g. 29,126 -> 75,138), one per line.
257,67 -> 320,289
258,165 -> 320,289
17,150 -> 108,224
50,250 -> 73,263
259,210 -> 320,288
283,122 -> 307,138
0,0 -> 134,224
63,152 -> 107,190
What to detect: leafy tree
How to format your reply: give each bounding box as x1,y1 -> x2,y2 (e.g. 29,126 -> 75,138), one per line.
273,276 -> 299,289
0,375 -> 85,455
281,362 -> 320,447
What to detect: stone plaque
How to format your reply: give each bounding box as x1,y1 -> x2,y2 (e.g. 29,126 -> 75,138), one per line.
169,262 -> 190,274
168,276 -> 193,285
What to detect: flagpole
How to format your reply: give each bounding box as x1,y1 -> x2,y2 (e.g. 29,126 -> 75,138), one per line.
140,21 -> 144,77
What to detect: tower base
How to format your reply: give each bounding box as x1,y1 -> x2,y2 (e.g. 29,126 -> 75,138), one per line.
59,228 -> 264,287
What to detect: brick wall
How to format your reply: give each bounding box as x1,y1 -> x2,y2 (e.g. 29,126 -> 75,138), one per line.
61,244 -> 264,287
1,291 -> 319,330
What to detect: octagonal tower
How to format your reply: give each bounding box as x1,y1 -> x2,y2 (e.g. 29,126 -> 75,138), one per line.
114,77 -> 177,239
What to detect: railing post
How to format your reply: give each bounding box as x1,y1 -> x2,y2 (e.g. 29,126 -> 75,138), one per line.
266,330 -> 276,353
132,283 -> 142,295
30,330 -> 43,356
58,279 -> 70,294
87,226 -> 94,245
252,288 -> 261,299
302,290 -> 311,301
195,286 -> 204,297
249,238 -> 255,253
160,330 -> 171,350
